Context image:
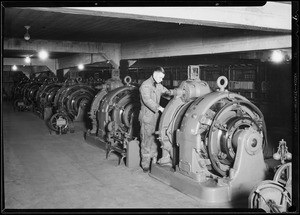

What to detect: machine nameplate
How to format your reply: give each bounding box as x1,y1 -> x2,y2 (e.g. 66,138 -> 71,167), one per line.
57,117 -> 67,126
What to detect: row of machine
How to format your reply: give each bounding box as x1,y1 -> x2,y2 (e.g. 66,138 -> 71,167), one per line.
12,75 -> 101,134
13,66 -> 293,211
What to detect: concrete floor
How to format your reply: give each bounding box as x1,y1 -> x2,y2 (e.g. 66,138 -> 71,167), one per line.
3,101 -> 225,210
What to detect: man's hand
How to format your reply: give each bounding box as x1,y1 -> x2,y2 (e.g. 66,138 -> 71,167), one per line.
164,90 -> 171,96
158,106 -> 164,113
171,89 -> 177,97
166,89 -> 177,96
162,90 -> 174,100
165,90 -> 173,96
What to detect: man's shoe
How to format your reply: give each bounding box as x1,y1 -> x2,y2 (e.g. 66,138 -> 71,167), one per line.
142,167 -> 149,173
158,155 -> 172,166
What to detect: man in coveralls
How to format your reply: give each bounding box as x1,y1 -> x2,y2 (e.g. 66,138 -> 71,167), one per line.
139,66 -> 174,172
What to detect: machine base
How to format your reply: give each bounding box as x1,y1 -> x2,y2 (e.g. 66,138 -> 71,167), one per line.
85,132 -> 107,150
85,132 -> 141,169
149,164 -> 248,208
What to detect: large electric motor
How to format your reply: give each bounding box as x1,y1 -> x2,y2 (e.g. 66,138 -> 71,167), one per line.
34,77 -> 61,119
23,81 -> 42,107
13,77 -> 43,111
47,78 -> 96,134
100,76 -> 140,160
12,78 -> 31,111
88,76 -> 124,134
152,66 -> 268,205
87,76 -> 140,163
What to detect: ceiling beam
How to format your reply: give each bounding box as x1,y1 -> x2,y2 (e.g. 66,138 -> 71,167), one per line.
3,38 -> 121,68
57,53 -> 118,69
22,2 -> 291,33
121,34 -> 291,60
3,58 -> 58,73
3,38 -> 119,54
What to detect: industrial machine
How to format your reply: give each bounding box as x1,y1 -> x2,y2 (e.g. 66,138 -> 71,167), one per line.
47,77 -> 96,134
12,77 -> 31,111
23,80 -> 42,107
34,77 -> 61,119
13,73 -> 103,134
13,77 -> 46,111
150,65 -> 269,206
87,75 -> 124,134
85,75 -> 141,166
249,139 -> 292,212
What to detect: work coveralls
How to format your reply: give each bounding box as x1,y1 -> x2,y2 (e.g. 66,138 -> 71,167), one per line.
139,76 -> 169,169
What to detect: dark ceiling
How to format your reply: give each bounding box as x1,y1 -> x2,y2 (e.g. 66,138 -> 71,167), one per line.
3,7 -> 235,43
2,6 -> 291,60
6,7 -> 279,43
2,7 -> 244,59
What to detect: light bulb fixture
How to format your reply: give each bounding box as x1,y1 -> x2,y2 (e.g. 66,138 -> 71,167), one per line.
78,64 -> 84,70
271,50 -> 284,63
25,56 -> 31,64
24,26 -> 31,41
38,50 -> 49,60
12,65 -> 18,71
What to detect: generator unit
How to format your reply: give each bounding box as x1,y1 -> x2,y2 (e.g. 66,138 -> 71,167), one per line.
87,76 -> 124,135
47,77 -> 96,134
34,77 -> 61,119
12,78 -> 31,111
13,77 -> 47,112
85,76 -> 141,166
150,65 -> 269,207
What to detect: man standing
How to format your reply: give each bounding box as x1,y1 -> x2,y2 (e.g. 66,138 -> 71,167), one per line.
139,67 -> 172,172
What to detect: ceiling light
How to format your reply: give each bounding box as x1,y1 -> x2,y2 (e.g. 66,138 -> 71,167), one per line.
271,50 -> 284,63
12,65 -> 18,71
24,26 -> 31,41
78,64 -> 84,70
25,56 -> 31,64
38,50 -> 49,60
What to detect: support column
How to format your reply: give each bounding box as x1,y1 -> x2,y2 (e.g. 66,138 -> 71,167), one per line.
120,60 -> 129,81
